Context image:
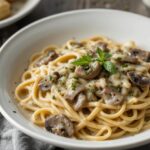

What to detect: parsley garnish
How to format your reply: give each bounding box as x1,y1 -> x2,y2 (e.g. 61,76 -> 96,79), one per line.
72,54 -> 93,66
72,48 -> 117,74
96,48 -> 112,62
103,61 -> 117,74
96,48 -> 116,74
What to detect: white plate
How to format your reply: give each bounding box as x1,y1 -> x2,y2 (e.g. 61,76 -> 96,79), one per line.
0,0 -> 40,28
0,9 -> 150,150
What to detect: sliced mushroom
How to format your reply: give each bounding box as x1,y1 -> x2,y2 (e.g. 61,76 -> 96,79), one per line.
45,114 -> 74,137
36,50 -> 58,66
102,87 -> 124,105
75,61 -> 101,79
39,76 -> 51,91
119,48 -> 150,64
129,48 -> 150,62
119,56 -> 139,64
73,93 -> 86,111
65,85 -> 85,101
50,72 -> 60,83
127,72 -> 150,86
130,48 -> 145,58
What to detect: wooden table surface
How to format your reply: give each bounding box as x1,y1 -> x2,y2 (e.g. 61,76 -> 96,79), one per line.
1,0 -> 150,149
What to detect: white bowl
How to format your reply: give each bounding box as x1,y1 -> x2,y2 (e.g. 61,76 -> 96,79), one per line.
1,9 -> 150,150
0,0 -> 40,28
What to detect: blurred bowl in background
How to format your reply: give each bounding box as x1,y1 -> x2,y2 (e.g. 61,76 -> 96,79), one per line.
143,0 -> 150,7
0,0 -> 40,28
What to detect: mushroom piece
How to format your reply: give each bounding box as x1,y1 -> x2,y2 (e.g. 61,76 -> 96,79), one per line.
119,56 -> 139,64
129,48 -> 150,62
73,93 -> 86,111
102,87 -> 124,105
50,72 -> 60,82
39,76 -> 51,91
36,50 -> 58,66
65,85 -> 85,101
130,48 -> 145,58
119,48 -> 150,64
75,61 -> 101,79
127,72 -> 150,86
45,114 -> 74,137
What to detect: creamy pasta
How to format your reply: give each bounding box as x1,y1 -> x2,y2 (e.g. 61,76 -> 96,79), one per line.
15,36 -> 150,140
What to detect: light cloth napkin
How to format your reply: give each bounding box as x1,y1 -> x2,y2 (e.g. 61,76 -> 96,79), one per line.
0,113 -> 57,150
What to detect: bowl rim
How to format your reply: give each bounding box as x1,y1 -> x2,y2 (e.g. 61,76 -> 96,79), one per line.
1,9 -> 150,149
0,0 -> 41,28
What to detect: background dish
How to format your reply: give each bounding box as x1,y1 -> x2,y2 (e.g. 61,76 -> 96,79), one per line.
0,0 -> 40,28
1,9 -> 150,150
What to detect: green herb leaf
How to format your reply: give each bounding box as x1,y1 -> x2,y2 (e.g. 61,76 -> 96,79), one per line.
72,55 -> 93,66
96,48 -> 112,62
72,48 -> 117,74
103,61 -> 117,74
96,48 -> 105,62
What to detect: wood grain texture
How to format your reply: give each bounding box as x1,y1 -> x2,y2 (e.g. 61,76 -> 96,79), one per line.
1,0 -> 150,149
